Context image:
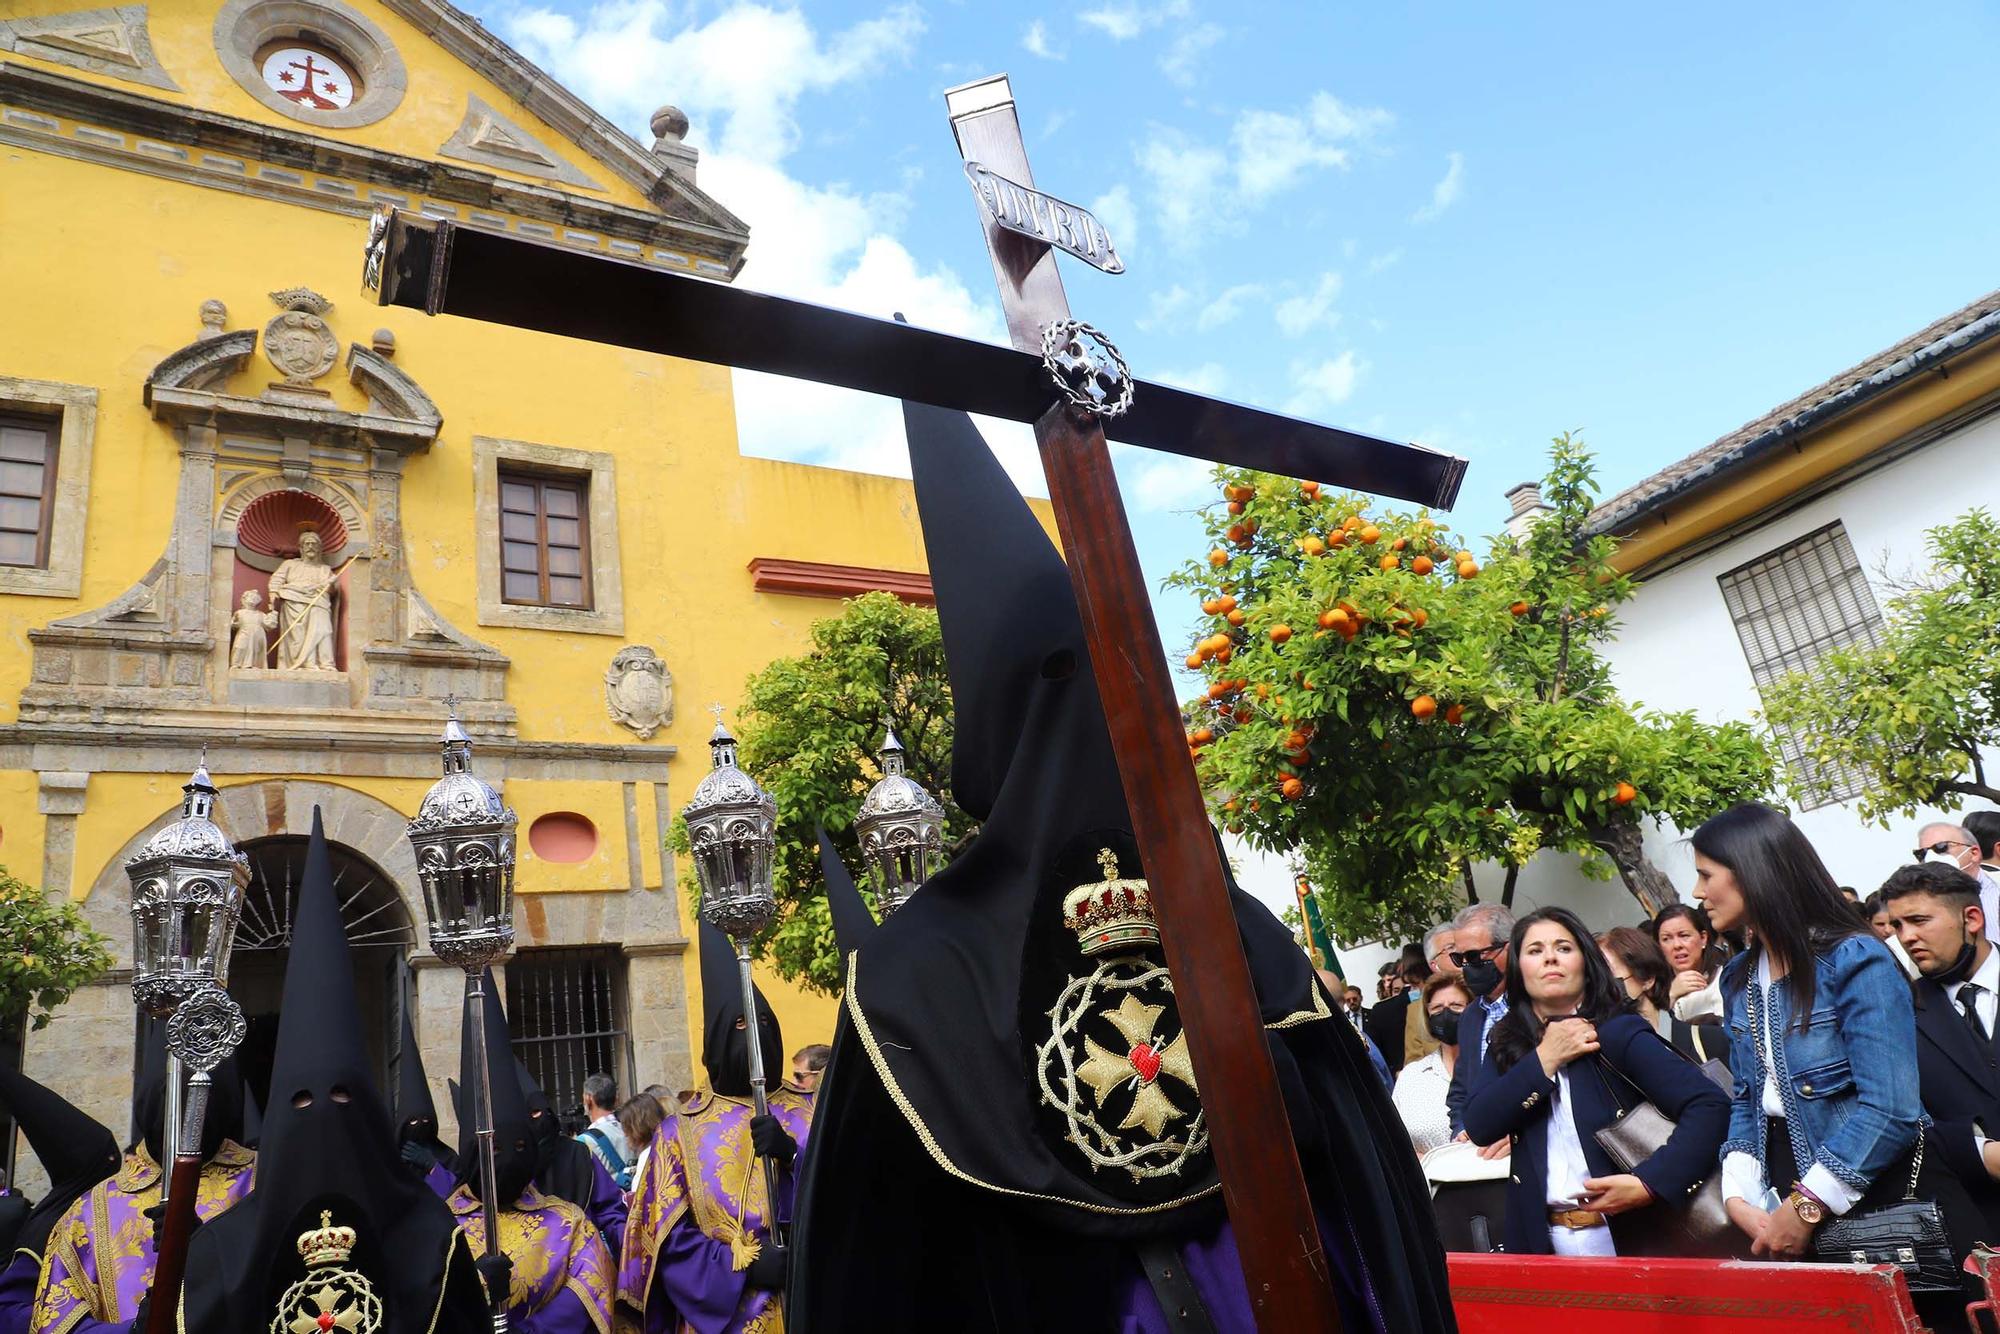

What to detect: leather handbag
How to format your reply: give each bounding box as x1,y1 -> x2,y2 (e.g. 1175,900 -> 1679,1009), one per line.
1591,1050 -> 1733,1253
1811,1140 -> 1959,1295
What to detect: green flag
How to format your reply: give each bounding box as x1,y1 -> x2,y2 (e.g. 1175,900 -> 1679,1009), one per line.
1301,893 -> 1343,980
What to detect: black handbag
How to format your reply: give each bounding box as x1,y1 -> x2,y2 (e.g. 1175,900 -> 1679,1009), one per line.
1810,1140 -> 1960,1295
1590,1048 -> 1733,1253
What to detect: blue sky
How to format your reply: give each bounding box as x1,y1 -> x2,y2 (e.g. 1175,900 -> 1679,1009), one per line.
478,0 -> 2000,673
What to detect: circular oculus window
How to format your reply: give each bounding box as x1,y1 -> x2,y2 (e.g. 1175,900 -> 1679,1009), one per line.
258,42 -> 359,110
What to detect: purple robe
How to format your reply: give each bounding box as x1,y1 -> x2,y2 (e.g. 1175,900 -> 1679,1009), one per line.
1113,1213 -> 1376,1334
617,1088 -> 813,1334
30,1144 -> 255,1334
443,1183 -> 615,1334
1,1250 -> 38,1334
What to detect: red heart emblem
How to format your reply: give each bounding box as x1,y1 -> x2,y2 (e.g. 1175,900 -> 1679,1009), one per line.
1128,1044 -> 1162,1084
317,1314 -> 336,1332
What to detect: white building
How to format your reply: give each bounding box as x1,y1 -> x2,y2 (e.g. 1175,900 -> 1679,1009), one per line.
1317,287 -> 2000,979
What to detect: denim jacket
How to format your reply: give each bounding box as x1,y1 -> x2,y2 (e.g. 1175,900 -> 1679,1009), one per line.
1719,932 -> 1922,1197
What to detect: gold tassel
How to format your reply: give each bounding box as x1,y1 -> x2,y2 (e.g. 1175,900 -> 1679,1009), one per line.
718,1217 -> 762,1272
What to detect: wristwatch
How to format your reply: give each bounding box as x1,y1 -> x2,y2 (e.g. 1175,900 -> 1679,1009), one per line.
1785,1188 -> 1825,1225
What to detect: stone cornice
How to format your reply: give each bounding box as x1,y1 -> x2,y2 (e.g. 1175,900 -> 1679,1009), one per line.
0,61 -> 748,269
747,557 -> 936,605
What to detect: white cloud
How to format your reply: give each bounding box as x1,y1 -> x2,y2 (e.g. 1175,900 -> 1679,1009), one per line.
1022,18 -> 1063,59
1412,150 -> 1465,223
1274,271 -> 1342,337
1366,247 -> 1403,275
1156,362 -> 1229,395
1134,131 -> 1229,238
1196,282 -> 1266,332
1159,22 -> 1223,86
1130,455 -> 1215,511
1233,93 -> 1391,198
1138,283 -> 1197,332
1089,183 -> 1138,259
1285,351 -> 1365,415
498,1 -> 1048,498
1079,0 -> 1190,41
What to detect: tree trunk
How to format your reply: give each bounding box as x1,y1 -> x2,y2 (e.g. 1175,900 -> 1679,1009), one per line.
1501,863 -> 1521,907
1591,821 -> 1676,919
1462,863 -> 1481,904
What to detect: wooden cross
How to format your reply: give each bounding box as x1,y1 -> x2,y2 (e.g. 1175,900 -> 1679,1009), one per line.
363,81 -> 1465,1330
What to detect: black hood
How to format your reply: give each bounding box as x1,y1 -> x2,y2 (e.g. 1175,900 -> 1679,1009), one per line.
180,809 -> 473,1334
512,1056 -> 600,1212
454,978 -> 536,1206
699,921 -> 782,1100
395,1004 -> 441,1152
134,1017 -> 242,1166
820,826 -> 876,961
0,1062 -> 119,1260
836,402 -> 1323,1228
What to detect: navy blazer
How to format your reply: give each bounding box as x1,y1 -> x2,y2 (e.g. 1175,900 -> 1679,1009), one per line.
1462,1011 -> 1730,1255
1911,973 -> 2000,1232
1446,997 -> 1502,1137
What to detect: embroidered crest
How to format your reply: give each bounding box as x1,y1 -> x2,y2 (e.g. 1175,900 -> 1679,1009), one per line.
271,1211 -> 383,1334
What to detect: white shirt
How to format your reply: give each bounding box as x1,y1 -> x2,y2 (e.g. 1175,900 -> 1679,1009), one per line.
1720,954 -> 1859,1215
1671,971 -> 1724,1025
1546,1072 -> 1618,1257
1980,869 -> 2000,946
1945,944 -> 2000,1159
579,1113 -> 634,1168
1391,1050 -> 1455,1155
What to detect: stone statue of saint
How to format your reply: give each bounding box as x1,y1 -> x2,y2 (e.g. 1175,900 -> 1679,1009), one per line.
228,589 -> 277,670
267,528 -> 340,671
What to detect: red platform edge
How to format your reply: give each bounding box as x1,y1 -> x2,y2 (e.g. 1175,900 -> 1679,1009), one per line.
1448,1252 -> 1927,1332
747,557 -> 934,605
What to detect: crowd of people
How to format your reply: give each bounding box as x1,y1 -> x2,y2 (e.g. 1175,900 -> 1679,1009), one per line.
1351,803 -> 2000,1329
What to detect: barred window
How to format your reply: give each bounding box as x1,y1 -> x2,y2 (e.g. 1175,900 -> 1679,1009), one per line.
506,946 -> 628,1136
1718,522 -> 1885,808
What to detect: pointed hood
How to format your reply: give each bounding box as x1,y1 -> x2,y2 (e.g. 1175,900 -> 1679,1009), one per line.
511,1053 -> 603,1212
832,403 -> 1321,1229
181,809 -> 474,1333
820,826 -> 876,960
133,1015 -> 242,1166
0,1065 -> 118,1261
395,1005 -> 440,1149
699,920 -> 782,1100
455,975 -> 536,1205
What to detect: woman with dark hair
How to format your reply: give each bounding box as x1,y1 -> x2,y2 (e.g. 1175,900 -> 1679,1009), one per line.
1603,926 -> 1733,1076
1700,802 -> 1980,1322
1464,907 -> 1729,1256
1654,902 -> 1728,1019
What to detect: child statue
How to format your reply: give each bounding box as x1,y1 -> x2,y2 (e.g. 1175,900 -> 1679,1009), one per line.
229,588 -> 277,670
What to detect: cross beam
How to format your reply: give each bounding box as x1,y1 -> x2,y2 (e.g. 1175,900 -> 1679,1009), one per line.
364,217 -> 1464,509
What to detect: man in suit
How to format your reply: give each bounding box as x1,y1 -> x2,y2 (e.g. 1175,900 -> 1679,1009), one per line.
1445,902 -> 1516,1146
1884,860 -> 2000,1235
1915,819 -> 2000,938
1965,810 -> 2000,880
1366,947 -> 1428,1078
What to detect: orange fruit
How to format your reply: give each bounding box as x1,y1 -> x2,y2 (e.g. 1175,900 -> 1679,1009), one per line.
1510,600 -> 1530,616
1301,480 -> 1321,499
1226,609 -> 1247,627
1269,624 -> 1293,644
1184,652 -> 1204,669
1392,536 -> 1409,552
1299,536 -> 1325,556
1243,517 -> 1261,535
1288,748 -> 1311,766
1190,728 -> 1214,746
1444,703 -> 1464,725
1209,549 -> 1228,567
1255,683 -> 1271,699
1613,781 -> 1637,806
1410,695 -> 1438,720
1410,608 -> 1429,628
1411,555 -> 1434,576
1326,529 -> 1347,547
1206,681 -> 1231,700
1227,500 -> 1244,516
1358,524 -> 1381,544
1281,777 -> 1306,801
1456,560 -> 1480,579
1217,594 -> 1238,613
1225,524 -> 1246,543
1215,645 -> 1232,663
1379,554 -> 1399,571
1201,597 -> 1221,615
1233,706 -> 1253,722
1454,549 -> 1473,563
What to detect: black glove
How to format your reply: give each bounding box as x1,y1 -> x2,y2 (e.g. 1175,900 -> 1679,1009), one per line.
140,1201 -> 166,1250
749,1114 -> 796,1169
400,1139 -> 437,1171
127,1293 -> 151,1333
474,1253 -> 514,1303
744,1243 -> 789,1291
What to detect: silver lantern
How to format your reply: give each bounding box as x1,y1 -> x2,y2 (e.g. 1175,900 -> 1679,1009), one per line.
681,709 -> 785,1246
124,755 -> 249,1212
403,707 -> 517,1330
854,724 -> 945,918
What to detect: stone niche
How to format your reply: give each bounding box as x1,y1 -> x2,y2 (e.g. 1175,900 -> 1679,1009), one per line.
18,293 -> 513,730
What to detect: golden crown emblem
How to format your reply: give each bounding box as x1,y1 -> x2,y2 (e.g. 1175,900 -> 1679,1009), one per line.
1061,848 -> 1158,957
297,1210 -> 357,1268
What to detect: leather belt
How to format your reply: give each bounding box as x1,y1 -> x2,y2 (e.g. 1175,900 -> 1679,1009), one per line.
1547,1208 -> 1609,1230
1134,1239 -> 1217,1333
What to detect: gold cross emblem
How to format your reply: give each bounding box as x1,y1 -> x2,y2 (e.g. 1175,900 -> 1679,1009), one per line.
1075,992 -> 1198,1137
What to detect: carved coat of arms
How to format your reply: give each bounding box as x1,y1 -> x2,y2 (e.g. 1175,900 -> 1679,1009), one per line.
605,646 -> 673,739
264,288 -> 338,386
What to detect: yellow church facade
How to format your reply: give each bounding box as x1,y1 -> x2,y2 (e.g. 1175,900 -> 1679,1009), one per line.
0,0 -> 932,1164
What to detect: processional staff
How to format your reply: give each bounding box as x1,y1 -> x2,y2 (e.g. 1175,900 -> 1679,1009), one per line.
403,702 -> 518,1333
124,752 -> 250,1334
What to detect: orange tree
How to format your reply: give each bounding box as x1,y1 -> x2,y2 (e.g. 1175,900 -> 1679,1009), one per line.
0,865 -> 112,1034
1167,433 -> 1774,941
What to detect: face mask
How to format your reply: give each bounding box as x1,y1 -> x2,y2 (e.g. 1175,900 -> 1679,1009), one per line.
1933,925 -> 1981,986
1426,1009 -> 1462,1046
1460,955 -> 1503,998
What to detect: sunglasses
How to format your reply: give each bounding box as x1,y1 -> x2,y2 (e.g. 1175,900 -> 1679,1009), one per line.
1913,840 -> 1973,862
1447,943 -> 1504,968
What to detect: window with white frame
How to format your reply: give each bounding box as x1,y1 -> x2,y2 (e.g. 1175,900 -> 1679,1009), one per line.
1718,521 -> 1885,808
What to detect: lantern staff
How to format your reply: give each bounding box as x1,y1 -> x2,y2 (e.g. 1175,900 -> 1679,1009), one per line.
854,722 -> 946,918
404,705 -> 518,1333
682,710 -> 786,1249
124,754 -> 250,1334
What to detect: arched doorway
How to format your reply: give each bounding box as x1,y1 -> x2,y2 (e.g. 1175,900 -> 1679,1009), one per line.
228,835 -> 416,1121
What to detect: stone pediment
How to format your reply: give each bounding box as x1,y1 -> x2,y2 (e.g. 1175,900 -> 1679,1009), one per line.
0,5 -> 178,92
439,93 -> 603,192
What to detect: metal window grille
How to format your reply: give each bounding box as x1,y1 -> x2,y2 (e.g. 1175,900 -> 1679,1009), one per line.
1718,522 -> 1886,808
506,947 -> 628,1137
